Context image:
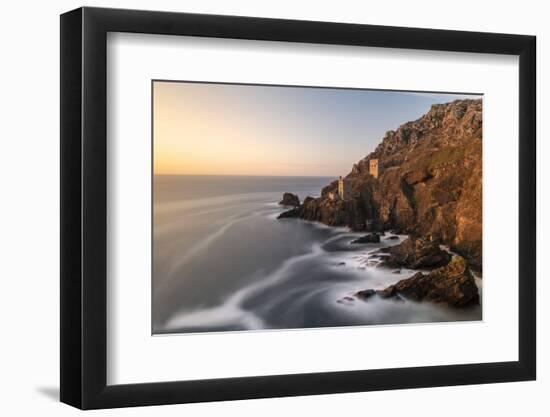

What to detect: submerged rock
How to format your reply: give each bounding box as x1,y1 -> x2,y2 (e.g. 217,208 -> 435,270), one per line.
355,289 -> 376,300
377,237 -> 451,269
277,208 -> 300,219
279,192 -> 300,207
351,233 -> 381,244
356,288 -> 404,302
356,256 -> 479,307
337,296 -> 355,305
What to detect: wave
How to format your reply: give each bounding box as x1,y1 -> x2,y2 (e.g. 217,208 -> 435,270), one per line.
164,210 -> 254,277
154,202 -> 254,238
164,243 -> 324,332
155,192 -> 277,216
161,202 -> 296,278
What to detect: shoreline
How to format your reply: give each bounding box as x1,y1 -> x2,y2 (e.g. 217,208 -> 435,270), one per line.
276,196 -> 482,310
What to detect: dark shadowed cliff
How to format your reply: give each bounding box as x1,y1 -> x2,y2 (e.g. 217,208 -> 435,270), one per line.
282,99 -> 482,270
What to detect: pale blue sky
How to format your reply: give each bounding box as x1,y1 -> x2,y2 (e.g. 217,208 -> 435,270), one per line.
154,81 -> 481,176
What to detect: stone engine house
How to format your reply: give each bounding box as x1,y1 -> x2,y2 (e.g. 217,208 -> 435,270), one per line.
338,176 -> 351,200
369,158 -> 378,178
331,159 -> 378,202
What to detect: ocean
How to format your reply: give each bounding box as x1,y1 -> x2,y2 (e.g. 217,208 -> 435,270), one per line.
153,175 -> 481,334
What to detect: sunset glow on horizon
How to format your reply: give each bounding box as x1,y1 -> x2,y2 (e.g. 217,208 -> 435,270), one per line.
153,81 -> 480,176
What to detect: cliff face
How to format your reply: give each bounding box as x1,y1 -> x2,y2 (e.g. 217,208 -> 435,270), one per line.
297,99 -> 483,270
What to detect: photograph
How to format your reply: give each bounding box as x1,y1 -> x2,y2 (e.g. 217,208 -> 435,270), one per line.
152,81 -> 483,335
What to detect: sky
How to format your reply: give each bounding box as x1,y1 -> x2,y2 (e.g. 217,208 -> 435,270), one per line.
153,81 -> 481,177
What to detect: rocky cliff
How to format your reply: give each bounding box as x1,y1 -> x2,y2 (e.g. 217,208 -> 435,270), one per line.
281,99 -> 483,270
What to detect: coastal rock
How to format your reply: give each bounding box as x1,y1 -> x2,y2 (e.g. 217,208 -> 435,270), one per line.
356,288 -> 403,302
355,289 -> 376,300
337,296 -> 355,305
351,233 -> 381,244
365,256 -> 479,307
279,192 -> 300,207
377,237 -> 451,269
291,99 -> 483,270
376,286 -> 398,299
277,208 -> 300,219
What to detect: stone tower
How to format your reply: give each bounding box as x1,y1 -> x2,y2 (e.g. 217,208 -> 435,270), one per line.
338,176 -> 351,200
369,159 -> 379,179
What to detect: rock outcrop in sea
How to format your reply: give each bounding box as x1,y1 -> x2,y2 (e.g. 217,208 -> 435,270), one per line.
356,256 -> 479,307
279,99 -> 482,271
350,233 -> 381,244
376,237 -> 452,269
278,192 -> 300,207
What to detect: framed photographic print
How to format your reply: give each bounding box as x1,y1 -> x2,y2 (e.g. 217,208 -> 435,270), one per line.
60,6 -> 536,409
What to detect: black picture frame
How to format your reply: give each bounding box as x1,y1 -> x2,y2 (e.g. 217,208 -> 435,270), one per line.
60,6 -> 536,410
